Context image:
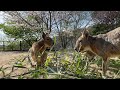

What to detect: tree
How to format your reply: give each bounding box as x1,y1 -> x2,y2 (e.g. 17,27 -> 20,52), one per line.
52,11 -> 92,49
91,11 -> 120,34
2,11 -> 93,49
1,11 -> 54,46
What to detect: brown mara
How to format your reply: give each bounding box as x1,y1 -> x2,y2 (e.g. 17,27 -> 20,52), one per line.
29,32 -> 54,67
74,27 -> 120,76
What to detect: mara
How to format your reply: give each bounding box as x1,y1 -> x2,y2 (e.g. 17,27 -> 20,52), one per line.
29,32 -> 54,67
74,27 -> 120,76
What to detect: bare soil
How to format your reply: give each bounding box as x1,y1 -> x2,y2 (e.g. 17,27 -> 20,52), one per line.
0,51 -> 27,66
0,51 -> 28,78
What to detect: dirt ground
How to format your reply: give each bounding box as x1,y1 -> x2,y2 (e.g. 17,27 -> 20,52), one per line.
0,51 -> 28,66
0,51 -> 29,78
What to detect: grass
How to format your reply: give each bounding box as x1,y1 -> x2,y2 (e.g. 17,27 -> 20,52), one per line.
0,49 -> 120,79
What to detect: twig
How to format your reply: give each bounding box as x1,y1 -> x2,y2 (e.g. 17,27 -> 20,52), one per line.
114,70 -> 120,79
10,71 -> 32,77
48,73 -> 80,79
47,66 -> 56,73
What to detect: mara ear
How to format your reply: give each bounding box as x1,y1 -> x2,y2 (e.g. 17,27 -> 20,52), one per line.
82,30 -> 89,38
42,32 -> 46,39
45,33 -> 49,37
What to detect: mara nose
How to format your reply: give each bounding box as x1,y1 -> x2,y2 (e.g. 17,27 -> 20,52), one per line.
74,48 -> 77,51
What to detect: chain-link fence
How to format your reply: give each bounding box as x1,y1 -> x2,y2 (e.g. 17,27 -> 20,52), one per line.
0,40 -> 31,51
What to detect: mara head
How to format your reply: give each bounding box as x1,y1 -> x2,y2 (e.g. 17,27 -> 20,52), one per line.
42,32 -> 54,48
74,30 -> 91,52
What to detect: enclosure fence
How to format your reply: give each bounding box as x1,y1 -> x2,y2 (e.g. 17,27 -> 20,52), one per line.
0,40 -> 30,51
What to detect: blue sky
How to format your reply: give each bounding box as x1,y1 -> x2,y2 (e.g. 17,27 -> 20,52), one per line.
0,11 -> 4,23
0,11 -> 7,40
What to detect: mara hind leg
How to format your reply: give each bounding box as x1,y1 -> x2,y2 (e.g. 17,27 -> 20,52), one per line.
31,50 -> 38,62
102,57 -> 109,78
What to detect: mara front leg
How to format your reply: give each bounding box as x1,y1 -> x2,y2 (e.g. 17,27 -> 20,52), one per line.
37,52 -> 47,67
102,57 -> 109,77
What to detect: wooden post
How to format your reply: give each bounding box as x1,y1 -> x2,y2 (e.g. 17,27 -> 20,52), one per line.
20,41 -> 22,51
3,41 -> 5,51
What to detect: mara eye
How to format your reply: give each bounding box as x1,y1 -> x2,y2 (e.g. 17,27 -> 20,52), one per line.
79,40 -> 82,42
47,38 -> 49,40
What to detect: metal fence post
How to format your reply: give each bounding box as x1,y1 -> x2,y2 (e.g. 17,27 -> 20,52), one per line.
20,41 -> 22,51
3,41 -> 5,51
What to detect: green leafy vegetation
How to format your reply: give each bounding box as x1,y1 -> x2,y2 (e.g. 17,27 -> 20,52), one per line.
0,50 -> 120,79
